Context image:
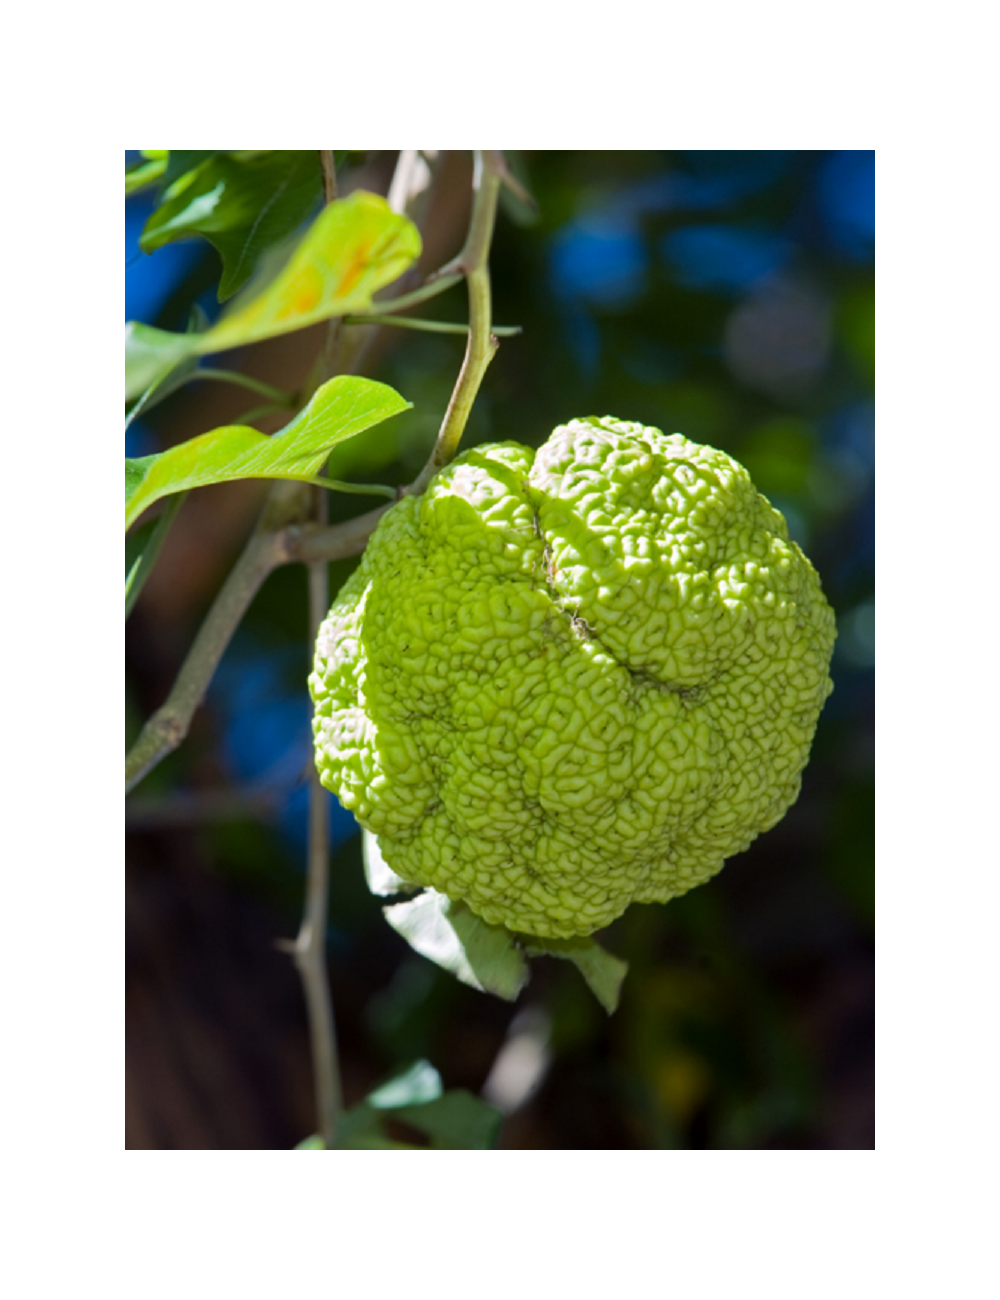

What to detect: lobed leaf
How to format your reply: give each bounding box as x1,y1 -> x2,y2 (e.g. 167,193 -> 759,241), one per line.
124,374 -> 409,531
140,151 -> 324,301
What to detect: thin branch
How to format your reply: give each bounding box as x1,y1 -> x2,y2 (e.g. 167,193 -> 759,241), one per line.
362,273 -> 463,316
125,501 -> 386,795
319,150 -> 338,204
125,150 -> 504,794
194,368 -> 296,406
342,313 -> 521,337
405,151 -> 505,497
299,154 -> 344,1146
293,485 -> 343,1147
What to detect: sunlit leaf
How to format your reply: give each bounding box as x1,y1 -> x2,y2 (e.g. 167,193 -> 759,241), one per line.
294,1134 -> 325,1150
206,190 -> 421,349
362,830 -> 419,898
522,935 -> 629,1014
124,190 -> 421,401
383,891 -> 530,1002
366,1059 -> 443,1109
140,151 -> 324,301
124,322 -> 196,402
124,374 -> 409,531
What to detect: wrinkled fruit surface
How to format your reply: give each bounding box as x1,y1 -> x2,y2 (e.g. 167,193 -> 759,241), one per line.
311,417 -> 836,938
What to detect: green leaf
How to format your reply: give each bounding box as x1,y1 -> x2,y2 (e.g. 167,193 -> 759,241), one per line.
124,190 -> 421,401
140,151 -> 324,301
125,155 -> 167,195
124,322 -> 196,402
522,935 -> 629,1014
294,1134 -> 325,1150
125,518 -> 156,582
392,1091 -> 503,1150
366,1059 -> 443,1109
125,491 -> 187,619
205,190 -> 422,348
383,891 -> 530,1002
124,374 -> 409,531
333,1061 -> 502,1150
159,150 -> 220,190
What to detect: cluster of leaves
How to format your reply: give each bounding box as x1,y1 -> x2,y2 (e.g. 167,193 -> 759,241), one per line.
126,153 -> 633,1155
125,158 -> 421,619
297,1059 -> 501,1150
365,834 -> 628,1013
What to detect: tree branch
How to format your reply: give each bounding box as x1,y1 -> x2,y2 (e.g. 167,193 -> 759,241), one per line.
125,149 -> 505,795
125,527 -> 289,795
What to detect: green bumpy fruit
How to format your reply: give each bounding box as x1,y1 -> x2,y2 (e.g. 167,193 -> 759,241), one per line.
310,417 -> 836,939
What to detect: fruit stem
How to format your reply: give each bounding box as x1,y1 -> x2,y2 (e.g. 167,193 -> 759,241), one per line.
404,151 -> 505,497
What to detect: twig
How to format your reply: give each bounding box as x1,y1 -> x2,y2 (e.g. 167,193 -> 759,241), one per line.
293,491 -> 343,1147
363,273 -> 463,315
125,527 -> 289,795
405,151 -> 504,497
194,368 -> 296,406
319,150 -> 338,204
318,151 -> 342,379
292,148 -> 345,1147
342,313 -> 521,337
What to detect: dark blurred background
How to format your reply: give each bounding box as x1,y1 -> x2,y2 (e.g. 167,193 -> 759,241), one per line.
125,150 -> 874,1149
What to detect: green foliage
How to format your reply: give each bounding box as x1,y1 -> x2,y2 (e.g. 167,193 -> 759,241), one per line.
124,375 -> 409,531
376,835 -> 628,1013
125,151 -> 167,195
139,151 -> 325,301
124,190 -> 422,400
297,1060 -> 503,1150
383,891 -> 531,1002
126,151 -> 873,1151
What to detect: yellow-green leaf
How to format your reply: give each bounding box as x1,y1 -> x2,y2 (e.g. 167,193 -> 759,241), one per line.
124,375 -> 409,532
124,191 -> 421,401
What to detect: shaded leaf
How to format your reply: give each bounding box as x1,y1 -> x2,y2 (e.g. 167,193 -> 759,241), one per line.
522,935 -> 629,1014
159,150 -> 221,190
392,1091 -> 503,1150
125,492 -> 187,619
124,190 -> 421,401
125,154 -> 167,195
334,1060 -> 502,1150
124,374 -> 409,531
140,151 -> 324,301
125,518 -> 156,583
383,891 -> 529,1002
